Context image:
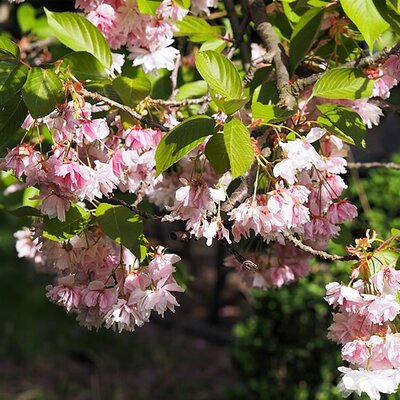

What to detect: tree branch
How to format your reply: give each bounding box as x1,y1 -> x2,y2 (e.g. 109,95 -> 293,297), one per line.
347,162 -> 400,170
150,95 -> 211,108
80,88 -> 169,132
243,51 -> 275,87
290,42 -> 400,96
221,162 -> 258,212
246,0 -> 296,109
283,233 -> 357,262
106,196 -> 162,220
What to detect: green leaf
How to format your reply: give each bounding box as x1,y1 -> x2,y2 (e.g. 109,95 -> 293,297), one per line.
369,249 -> 400,272
252,102 -> 294,124
174,0 -> 191,9
22,67 -> 64,119
200,38 -> 227,52
45,9 -> 112,68
62,51 -> 109,81
195,50 -> 243,99
96,203 -> 147,261
223,117 -> 254,179
316,103 -> 366,147
0,96 -> 27,145
175,16 -> 222,43
205,133 -> 230,174
17,3 -> 36,33
23,186 -> 40,207
340,0 -> 389,51
112,76 -> 151,107
289,8 -> 323,74
0,36 -> 20,58
137,0 -> 162,14
0,59 -> 28,105
43,204 -> 91,242
176,80 -> 208,100
212,94 -> 248,115
9,206 -> 41,218
312,68 -> 375,100
155,115 -> 215,175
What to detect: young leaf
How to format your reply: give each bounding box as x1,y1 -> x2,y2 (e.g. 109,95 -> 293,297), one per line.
316,103 -> 366,147
175,16 -> 222,43
195,50 -> 243,99
0,58 -> 28,105
45,9 -> 112,68
62,51 -> 109,81
223,117 -> 254,179
0,36 -> 20,58
96,203 -> 147,261
22,67 -> 64,119
0,96 -> 27,145
112,76 -> 152,107
289,8 -> 324,74
312,68 -> 375,100
252,102 -> 294,124
43,204 -> 91,242
155,115 -> 215,175
205,133 -> 230,174
341,0 -> 389,51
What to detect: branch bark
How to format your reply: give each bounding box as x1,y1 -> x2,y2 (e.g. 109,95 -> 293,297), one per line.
246,0 -> 297,109
290,42 -> 400,96
347,162 -> 400,170
80,88 -> 169,132
283,233 -> 357,262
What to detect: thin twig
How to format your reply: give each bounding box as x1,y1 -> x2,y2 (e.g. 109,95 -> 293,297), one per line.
243,51 -> 275,87
370,98 -> 400,117
347,162 -> 400,170
107,196 -> 162,220
80,88 -> 169,132
170,54 -> 181,101
171,230 -> 259,271
222,239 -> 259,271
290,42 -> 400,96
283,232 -> 356,262
221,162 -> 258,212
223,0 -> 251,68
247,0 -> 297,109
150,95 -> 211,108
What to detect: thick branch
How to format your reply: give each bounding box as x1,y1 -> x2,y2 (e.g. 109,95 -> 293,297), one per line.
80,88 -> 169,132
291,42 -> 400,96
247,0 -> 296,109
283,233 -> 356,262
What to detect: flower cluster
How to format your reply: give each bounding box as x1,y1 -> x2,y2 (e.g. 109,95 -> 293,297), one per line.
326,233 -> 400,399
1,100 -> 162,221
75,0 -> 216,74
221,128 -> 357,289
15,226 -> 183,332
